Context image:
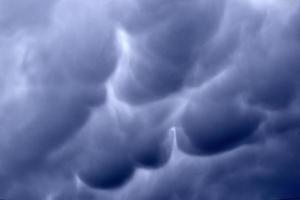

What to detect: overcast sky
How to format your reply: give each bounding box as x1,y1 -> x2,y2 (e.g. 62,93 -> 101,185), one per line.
1,0 -> 300,199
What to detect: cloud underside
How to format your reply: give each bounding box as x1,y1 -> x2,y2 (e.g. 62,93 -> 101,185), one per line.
1,0 -> 300,199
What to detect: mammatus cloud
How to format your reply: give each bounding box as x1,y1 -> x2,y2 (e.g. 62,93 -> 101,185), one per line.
0,0 -> 300,199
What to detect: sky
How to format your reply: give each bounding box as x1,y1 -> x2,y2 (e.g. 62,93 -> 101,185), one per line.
0,0 -> 300,199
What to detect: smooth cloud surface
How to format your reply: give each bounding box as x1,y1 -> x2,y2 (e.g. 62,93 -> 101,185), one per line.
1,0 -> 300,199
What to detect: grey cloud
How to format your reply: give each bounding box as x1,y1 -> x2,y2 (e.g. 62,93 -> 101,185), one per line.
0,0 -> 57,34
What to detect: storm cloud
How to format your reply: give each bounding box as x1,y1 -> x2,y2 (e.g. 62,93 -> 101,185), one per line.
1,0 -> 300,199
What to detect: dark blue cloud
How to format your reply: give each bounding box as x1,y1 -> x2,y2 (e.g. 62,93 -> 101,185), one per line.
180,99 -> 263,154
113,0 -> 225,104
123,103 -> 174,168
71,107 -> 135,189
78,153 -> 135,189
1,0 -> 300,199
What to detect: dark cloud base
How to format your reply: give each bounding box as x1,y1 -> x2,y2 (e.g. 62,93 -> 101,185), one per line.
1,0 -> 300,199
